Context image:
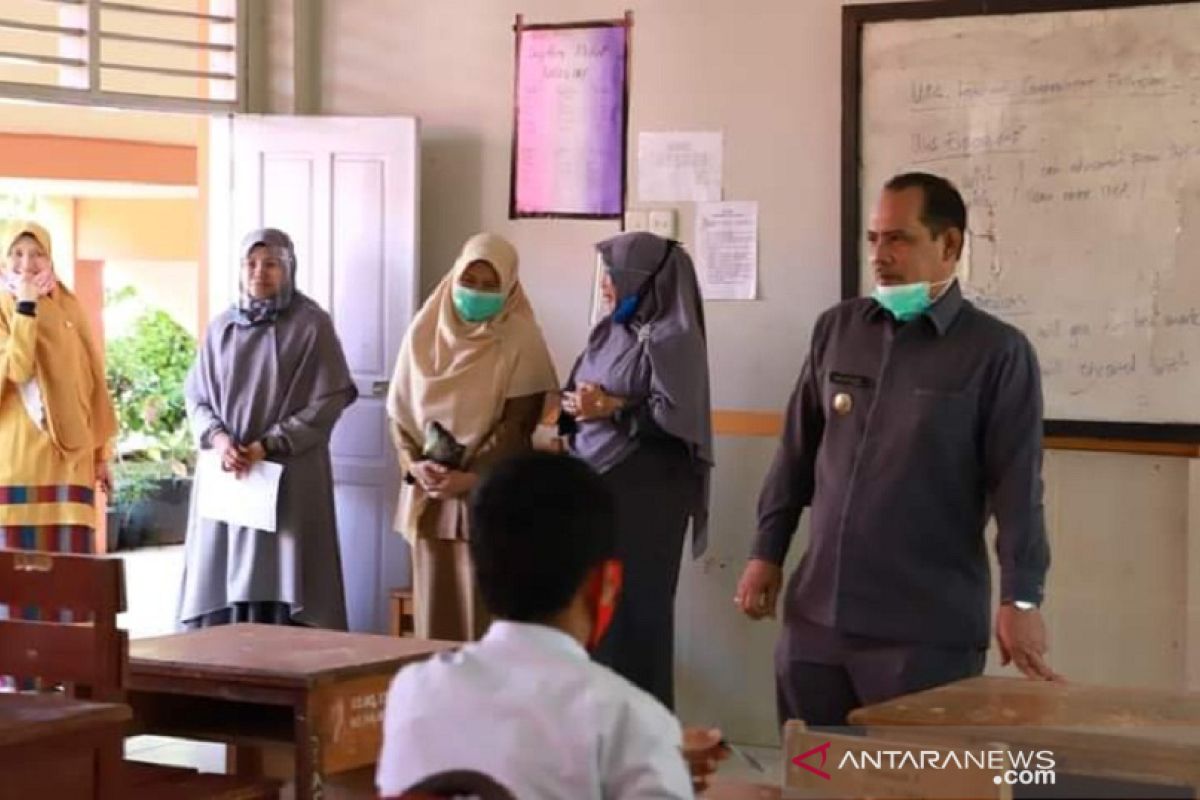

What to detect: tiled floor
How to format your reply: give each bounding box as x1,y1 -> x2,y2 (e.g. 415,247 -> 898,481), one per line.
124,734 -> 226,772
117,544 -> 185,639
116,545 -> 227,772
115,545 -> 783,790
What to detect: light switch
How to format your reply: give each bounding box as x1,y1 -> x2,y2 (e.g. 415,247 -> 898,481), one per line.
624,210 -> 648,232
648,209 -> 676,238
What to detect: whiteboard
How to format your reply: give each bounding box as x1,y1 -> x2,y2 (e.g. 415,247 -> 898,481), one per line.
853,3 -> 1200,428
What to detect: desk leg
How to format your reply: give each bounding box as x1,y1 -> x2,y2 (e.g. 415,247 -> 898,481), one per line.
226,743 -> 264,777
295,695 -> 325,800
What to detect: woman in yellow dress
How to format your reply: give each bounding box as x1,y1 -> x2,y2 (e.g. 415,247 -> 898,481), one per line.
0,222 -> 116,573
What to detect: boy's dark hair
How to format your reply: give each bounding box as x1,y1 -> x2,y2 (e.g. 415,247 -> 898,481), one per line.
885,172 -> 968,253
469,452 -> 616,622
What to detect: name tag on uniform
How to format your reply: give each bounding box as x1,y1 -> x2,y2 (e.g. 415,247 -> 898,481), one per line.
830,371 -> 874,389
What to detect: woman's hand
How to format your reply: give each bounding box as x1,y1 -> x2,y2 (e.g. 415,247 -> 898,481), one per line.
213,432 -> 250,475
410,460 -> 447,492
226,441 -> 267,480
569,382 -> 625,422
94,461 -> 112,495
425,469 -> 477,500
240,441 -> 267,467
32,270 -> 55,297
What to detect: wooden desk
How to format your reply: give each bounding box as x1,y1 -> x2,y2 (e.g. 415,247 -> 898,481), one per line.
701,777 -> 782,799
127,624 -> 455,800
0,693 -> 130,800
850,676 -> 1200,795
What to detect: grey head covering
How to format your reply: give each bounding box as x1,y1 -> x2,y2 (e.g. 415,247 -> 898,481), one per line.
566,231 -> 714,555
235,227 -> 297,326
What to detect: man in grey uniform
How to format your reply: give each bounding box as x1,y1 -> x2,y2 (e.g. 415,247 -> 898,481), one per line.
735,172 -> 1057,727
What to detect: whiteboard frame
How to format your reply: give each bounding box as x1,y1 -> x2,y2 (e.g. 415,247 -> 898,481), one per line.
842,0 -> 1200,445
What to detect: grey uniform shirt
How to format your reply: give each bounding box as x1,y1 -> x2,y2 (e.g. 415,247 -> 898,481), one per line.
753,281 -> 1050,648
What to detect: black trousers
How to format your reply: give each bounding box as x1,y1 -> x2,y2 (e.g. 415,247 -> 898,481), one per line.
775,618 -> 987,727
183,600 -> 297,629
593,439 -> 694,711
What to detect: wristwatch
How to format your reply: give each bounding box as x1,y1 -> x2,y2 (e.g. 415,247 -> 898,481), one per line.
1010,600 -> 1039,611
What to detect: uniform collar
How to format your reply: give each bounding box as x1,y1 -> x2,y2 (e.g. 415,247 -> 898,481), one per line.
483,620 -> 589,660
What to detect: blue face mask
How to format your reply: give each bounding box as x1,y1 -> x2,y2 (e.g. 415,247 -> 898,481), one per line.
872,278 -> 952,322
612,294 -> 640,324
452,286 -> 505,323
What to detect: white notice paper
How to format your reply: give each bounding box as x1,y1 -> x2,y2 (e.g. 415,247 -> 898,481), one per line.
195,450 -> 284,532
695,201 -> 758,301
637,132 -> 723,202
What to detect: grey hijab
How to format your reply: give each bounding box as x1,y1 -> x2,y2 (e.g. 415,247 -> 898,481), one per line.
235,228 -> 297,326
567,232 -> 714,554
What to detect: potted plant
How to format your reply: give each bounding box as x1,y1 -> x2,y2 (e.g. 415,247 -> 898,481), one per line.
104,293 -> 197,550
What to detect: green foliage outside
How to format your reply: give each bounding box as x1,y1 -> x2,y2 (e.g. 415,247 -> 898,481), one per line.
104,288 -> 197,509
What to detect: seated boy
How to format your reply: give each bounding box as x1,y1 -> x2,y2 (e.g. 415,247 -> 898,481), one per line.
377,452 -> 722,799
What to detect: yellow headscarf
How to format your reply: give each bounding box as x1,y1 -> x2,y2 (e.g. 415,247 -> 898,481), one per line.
1,221 -> 117,457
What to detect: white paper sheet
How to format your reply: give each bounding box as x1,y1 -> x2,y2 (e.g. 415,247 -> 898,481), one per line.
195,450 -> 284,532
695,201 -> 759,301
637,132 -> 723,202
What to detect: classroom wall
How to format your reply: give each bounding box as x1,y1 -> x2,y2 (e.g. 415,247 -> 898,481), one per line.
75,198 -> 201,263
75,197 -> 202,336
275,0 -> 1199,744
0,105 -> 200,146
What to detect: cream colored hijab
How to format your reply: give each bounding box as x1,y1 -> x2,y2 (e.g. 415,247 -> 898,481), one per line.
387,233 -> 557,458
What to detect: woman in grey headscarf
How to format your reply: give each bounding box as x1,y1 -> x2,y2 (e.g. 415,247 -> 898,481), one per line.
178,228 -> 357,629
559,231 -> 713,709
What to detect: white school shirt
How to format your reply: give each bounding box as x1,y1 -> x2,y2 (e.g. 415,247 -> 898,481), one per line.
376,621 -> 693,799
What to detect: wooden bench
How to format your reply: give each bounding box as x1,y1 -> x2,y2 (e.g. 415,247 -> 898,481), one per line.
0,692 -> 129,800
0,548 -> 280,799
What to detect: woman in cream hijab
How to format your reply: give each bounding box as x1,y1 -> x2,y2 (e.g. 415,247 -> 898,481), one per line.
0,222 -> 117,559
388,233 -> 557,641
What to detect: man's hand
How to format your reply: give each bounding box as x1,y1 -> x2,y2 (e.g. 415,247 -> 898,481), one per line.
681,727 -> 728,793
734,558 -> 783,620
996,604 -> 1061,681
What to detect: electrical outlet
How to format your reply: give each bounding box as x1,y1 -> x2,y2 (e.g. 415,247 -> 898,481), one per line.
648,209 -> 676,238
624,210 -> 648,232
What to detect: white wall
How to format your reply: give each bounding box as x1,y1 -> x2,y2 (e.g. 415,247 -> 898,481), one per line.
281,0 -> 1199,744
